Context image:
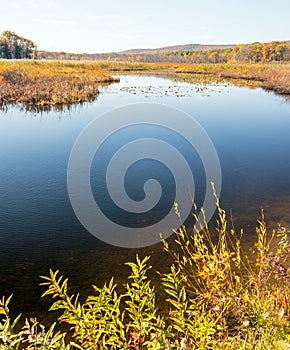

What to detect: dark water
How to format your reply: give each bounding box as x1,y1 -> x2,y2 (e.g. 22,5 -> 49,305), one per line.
0,75 -> 289,321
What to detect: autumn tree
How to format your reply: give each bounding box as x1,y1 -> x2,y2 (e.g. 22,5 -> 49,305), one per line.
262,41 -> 286,62
0,30 -> 36,59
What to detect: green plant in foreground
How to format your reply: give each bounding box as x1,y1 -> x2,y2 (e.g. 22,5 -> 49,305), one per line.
0,296 -> 69,349
0,195 -> 289,349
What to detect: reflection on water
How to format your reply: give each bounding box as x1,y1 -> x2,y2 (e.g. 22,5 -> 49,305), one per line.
0,74 -> 290,321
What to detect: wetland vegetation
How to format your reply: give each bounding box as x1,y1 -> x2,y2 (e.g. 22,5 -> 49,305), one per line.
0,61 -> 119,111
175,63 -> 290,95
1,201 -> 289,349
0,30 -> 290,349
0,60 -> 289,111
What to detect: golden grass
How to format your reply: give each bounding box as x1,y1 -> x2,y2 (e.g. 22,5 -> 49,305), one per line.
1,194 -> 289,349
0,60 -> 289,111
0,60 -> 119,110
175,63 -> 290,94
75,61 -> 290,95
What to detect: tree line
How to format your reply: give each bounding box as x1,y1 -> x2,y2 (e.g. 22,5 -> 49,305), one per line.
0,30 -> 289,64
0,31 -> 36,59
38,41 -> 290,63
160,41 -> 290,63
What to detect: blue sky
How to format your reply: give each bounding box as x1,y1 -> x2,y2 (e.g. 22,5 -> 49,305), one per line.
0,0 -> 289,53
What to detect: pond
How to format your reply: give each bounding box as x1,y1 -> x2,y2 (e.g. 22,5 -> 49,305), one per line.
0,74 -> 290,321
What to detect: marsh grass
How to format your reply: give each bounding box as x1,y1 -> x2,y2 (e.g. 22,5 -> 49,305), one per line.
175,63 -> 290,95
98,61 -> 290,96
0,61 -> 288,111
0,60 -> 119,111
0,188 -> 289,349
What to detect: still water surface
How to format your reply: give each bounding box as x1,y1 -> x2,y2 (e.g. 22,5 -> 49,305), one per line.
0,74 -> 289,319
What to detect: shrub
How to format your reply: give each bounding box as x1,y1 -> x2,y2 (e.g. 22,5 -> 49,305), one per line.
0,195 -> 289,349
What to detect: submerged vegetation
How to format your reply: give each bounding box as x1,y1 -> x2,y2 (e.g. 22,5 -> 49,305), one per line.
102,61 -> 290,95
175,63 -> 290,95
1,30 -> 289,350
1,195 -> 289,349
0,30 -> 289,103
0,60 -> 289,111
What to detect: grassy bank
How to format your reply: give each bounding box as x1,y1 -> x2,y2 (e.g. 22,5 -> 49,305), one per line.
89,61 -> 290,96
175,63 -> 290,95
0,60 -> 119,111
0,61 -> 289,111
0,197 -> 289,349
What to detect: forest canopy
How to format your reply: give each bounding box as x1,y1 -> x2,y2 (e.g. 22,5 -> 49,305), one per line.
0,30 -> 289,64
38,41 -> 290,63
0,31 -> 36,59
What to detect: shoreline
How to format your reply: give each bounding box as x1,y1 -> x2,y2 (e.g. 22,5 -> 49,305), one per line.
0,61 -> 289,111
174,62 -> 290,95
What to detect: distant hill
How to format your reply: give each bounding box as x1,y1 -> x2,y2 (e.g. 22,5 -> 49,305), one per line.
37,40 -> 290,63
3,29 -> 288,63
38,43 -> 237,61
116,44 -> 236,55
